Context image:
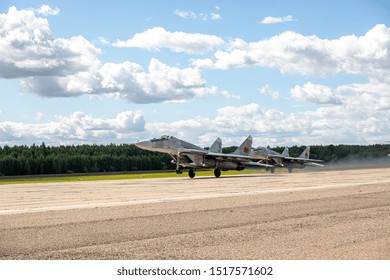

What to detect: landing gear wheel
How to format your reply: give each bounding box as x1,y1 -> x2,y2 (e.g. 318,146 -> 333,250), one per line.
288,167 -> 293,173
270,167 -> 275,174
176,167 -> 183,174
188,168 -> 196,178
214,168 -> 221,178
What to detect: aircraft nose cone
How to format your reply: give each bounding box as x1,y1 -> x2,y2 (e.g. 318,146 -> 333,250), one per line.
135,140 -> 154,151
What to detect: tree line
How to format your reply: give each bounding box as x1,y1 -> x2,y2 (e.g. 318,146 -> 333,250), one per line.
0,142 -> 389,176
0,143 -> 171,176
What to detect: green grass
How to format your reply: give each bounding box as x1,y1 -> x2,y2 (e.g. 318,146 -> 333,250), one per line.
0,169 -> 260,185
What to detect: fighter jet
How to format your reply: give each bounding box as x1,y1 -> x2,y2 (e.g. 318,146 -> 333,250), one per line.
251,146 -> 324,173
135,135 -> 273,178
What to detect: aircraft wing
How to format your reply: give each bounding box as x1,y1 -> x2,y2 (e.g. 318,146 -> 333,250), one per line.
178,149 -> 267,161
177,149 -> 208,155
263,154 -> 285,159
206,152 -> 253,161
304,162 -> 324,167
283,157 -> 324,163
243,161 -> 275,168
262,154 -> 324,163
207,152 -> 274,168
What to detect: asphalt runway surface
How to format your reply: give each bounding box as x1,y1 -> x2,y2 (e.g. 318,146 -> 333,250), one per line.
1,167 -> 389,259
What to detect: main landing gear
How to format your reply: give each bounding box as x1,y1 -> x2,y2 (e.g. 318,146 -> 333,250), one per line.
187,168 -> 222,178
175,166 -> 183,174
188,168 -> 195,178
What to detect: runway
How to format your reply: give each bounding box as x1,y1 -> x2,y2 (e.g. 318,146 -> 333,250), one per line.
1,167 -> 389,259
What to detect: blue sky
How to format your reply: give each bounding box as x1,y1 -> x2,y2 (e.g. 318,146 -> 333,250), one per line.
0,0 -> 389,147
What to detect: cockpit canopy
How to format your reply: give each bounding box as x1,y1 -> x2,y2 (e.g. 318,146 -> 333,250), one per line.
151,135 -> 177,142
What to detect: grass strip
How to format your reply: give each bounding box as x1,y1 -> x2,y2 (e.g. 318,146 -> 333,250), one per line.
0,169 -> 261,185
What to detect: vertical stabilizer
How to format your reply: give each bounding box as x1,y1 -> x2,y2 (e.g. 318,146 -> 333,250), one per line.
299,147 -> 310,159
209,137 -> 222,153
282,147 -> 289,157
232,136 -> 252,156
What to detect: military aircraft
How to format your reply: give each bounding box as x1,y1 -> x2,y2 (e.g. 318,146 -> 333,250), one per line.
135,135 -> 273,178
251,146 -> 324,173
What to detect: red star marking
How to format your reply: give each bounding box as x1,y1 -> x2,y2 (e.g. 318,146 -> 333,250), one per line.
194,154 -> 200,162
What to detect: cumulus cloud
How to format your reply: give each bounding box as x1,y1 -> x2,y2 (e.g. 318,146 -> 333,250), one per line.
290,80 -> 390,110
0,111 -> 145,145
337,81 -> 390,113
35,4 -> 60,16
147,102 -> 389,146
0,7 -> 216,103
286,78 -> 390,143
0,6 -> 101,79
113,27 -> 224,54
260,15 -> 295,24
174,9 -> 221,21
100,59 -> 212,103
220,90 -> 241,99
192,24 -> 390,82
97,36 -> 110,45
20,58 -> 214,102
259,84 -> 281,99
291,82 -> 342,104
35,112 -> 44,122
146,103 -> 310,146
2,98 -> 390,145
2,6 -> 390,146
191,24 -> 390,144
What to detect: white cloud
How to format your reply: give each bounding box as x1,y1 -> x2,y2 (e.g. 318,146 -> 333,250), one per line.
193,24 -> 390,82
146,97 -> 390,146
174,9 -> 221,21
97,36 -> 110,45
146,103 -> 309,146
163,99 -> 188,104
291,82 -> 342,104
35,5 -> 60,16
259,85 -> 281,99
191,24 -> 390,139
2,6 -> 390,146
338,80 -> 390,96
35,112 -> 44,122
260,15 -> 295,24
113,27 -> 224,54
220,90 -> 241,99
0,7 -> 101,79
286,79 -> 390,143
21,58 -> 215,103
0,7 -> 216,103
0,111 -> 145,145
343,87 -> 390,112
100,59 -> 213,103
2,99 -> 390,146
291,80 -> 390,110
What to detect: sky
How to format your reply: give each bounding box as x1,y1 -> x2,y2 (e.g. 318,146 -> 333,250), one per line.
0,0 -> 389,148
